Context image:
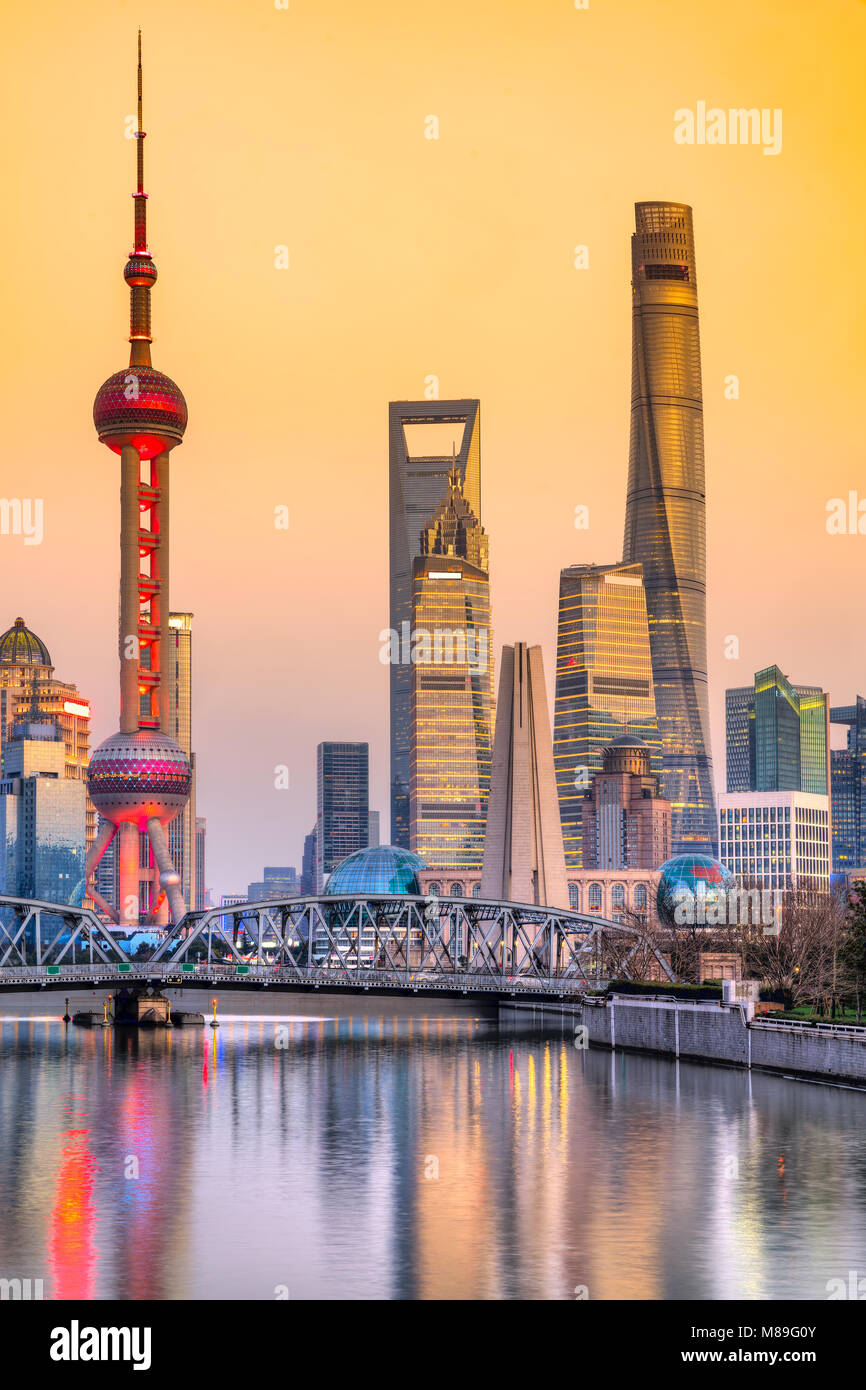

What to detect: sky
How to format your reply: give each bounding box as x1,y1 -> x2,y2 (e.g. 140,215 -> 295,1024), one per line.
2,0 -> 865,902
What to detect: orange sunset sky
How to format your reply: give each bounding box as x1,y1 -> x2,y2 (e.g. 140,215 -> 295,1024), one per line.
2,0 -> 865,899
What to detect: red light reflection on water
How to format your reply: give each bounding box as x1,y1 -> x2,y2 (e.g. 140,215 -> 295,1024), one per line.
48,1126 -> 97,1300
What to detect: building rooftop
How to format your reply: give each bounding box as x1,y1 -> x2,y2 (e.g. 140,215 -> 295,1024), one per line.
0,618 -> 51,668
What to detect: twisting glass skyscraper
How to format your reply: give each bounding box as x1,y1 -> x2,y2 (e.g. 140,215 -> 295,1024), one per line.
623,202 -> 716,854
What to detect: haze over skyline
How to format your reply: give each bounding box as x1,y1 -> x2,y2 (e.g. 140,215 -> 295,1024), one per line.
2,0 -> 865,900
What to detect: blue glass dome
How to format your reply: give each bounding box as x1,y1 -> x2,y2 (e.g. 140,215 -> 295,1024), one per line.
324,844 -> 427,896
656,854 -> 737,928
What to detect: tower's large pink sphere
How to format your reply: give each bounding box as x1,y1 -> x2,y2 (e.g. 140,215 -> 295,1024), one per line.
93,365 -> 187,460
87,729 -> 191,831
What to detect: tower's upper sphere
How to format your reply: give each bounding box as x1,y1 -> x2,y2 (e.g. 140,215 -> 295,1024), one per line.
87,728 -> 191,831
93,366 -> 187,460
124,255 -> 158,287
0,617 -> 52,667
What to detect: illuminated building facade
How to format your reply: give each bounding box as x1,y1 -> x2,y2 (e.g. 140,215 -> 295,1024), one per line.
416,864 -> 662,926
316,742 -> 370,891
719,790 -> 831,893
194,816 -> 207,909
725,667 -> 830,797
166,612 -> 196,911
481,642 -> 569,909
830,697 -> 866,873
300,825 -> 316,894
389,400 -> 482,847
622,202 -> 716,855
552,562 -> 661,868
85,35 -> 191,925
409,467 -> 493,870
0,618 -> 94,856
247,866 -> 298,900
580,736 -> 671,871
0,722 -> 86,904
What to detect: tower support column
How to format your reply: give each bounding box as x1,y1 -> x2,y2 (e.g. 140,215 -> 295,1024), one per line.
120,445 -> 141,733
117,821 -> 140,926
151,450 -> 170,733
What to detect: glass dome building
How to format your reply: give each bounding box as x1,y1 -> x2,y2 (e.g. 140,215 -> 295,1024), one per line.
324,845 -> 427,896
0,617 -> 51,668
656,854 -> 737,929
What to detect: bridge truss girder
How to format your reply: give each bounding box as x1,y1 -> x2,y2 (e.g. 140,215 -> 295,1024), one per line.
0,896 -> 127,968
148,894 -> 675,988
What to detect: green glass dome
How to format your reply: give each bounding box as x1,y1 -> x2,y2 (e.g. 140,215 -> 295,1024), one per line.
324,845 -> 427,896
0,617 -> 51,667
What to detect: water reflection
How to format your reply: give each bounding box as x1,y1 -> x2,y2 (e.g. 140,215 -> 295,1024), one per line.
0,999 -> 864,1299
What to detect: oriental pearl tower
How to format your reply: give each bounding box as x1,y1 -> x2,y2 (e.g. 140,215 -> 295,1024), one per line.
85,33 -> 191,927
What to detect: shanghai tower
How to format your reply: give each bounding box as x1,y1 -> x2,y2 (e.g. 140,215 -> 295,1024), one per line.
622,202 -> 716,854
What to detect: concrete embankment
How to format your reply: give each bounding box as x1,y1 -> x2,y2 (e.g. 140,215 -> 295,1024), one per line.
500,995 -> 866,1087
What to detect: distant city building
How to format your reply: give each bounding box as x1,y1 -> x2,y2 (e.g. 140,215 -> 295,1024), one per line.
718,790 -> 831,893
367,810 -> 380,848
481,643 -> 569,908
389,399 -> 482,848
195,816 -> 207,909
409,466 -> 493,870
580,736 -> 671,871
94,833 -> 118,916
622,202 -> 716,855
553,562 -> 661,867
0,721 -> 86,904
247,866 -> 298,901
416,866 -> 662,927
831,698 -> 866,874
724,685 -> 755,794
166,612 -> 197,915
219,893 -> 246,934
725,667 -> 829,796
0,617 -> 94,857
300,825 -> 316,895
316,742 -> 370,892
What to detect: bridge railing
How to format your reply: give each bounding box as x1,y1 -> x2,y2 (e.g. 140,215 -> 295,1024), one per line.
0,960 -> 591,996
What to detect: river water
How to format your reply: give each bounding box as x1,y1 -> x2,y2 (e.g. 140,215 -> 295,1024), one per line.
0,991 -> 864,1301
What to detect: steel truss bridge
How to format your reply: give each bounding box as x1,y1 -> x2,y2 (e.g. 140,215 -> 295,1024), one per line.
0,893 -> 674,1000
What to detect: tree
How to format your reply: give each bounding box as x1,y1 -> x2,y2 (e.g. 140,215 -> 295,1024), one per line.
840,891 -> 866,1021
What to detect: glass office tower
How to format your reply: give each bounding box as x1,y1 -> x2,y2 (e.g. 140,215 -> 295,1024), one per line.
0,723 -> 86,904
622,202 -> 716,854
167,612 -> 196,912
316,742 -> 370,891
725,666 -> 829,798
754,666 -> 803,791
553,562 -> 661,868
725,685 -> 754,793
389,401 -> 481,846
409,469 -> 493,869
830,697 -> 866,871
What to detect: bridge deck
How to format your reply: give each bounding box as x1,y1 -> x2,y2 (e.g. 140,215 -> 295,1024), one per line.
0,962 -> 590,1002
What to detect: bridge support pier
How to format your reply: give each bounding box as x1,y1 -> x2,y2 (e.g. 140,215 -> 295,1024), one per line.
113,986 -> 172,1027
